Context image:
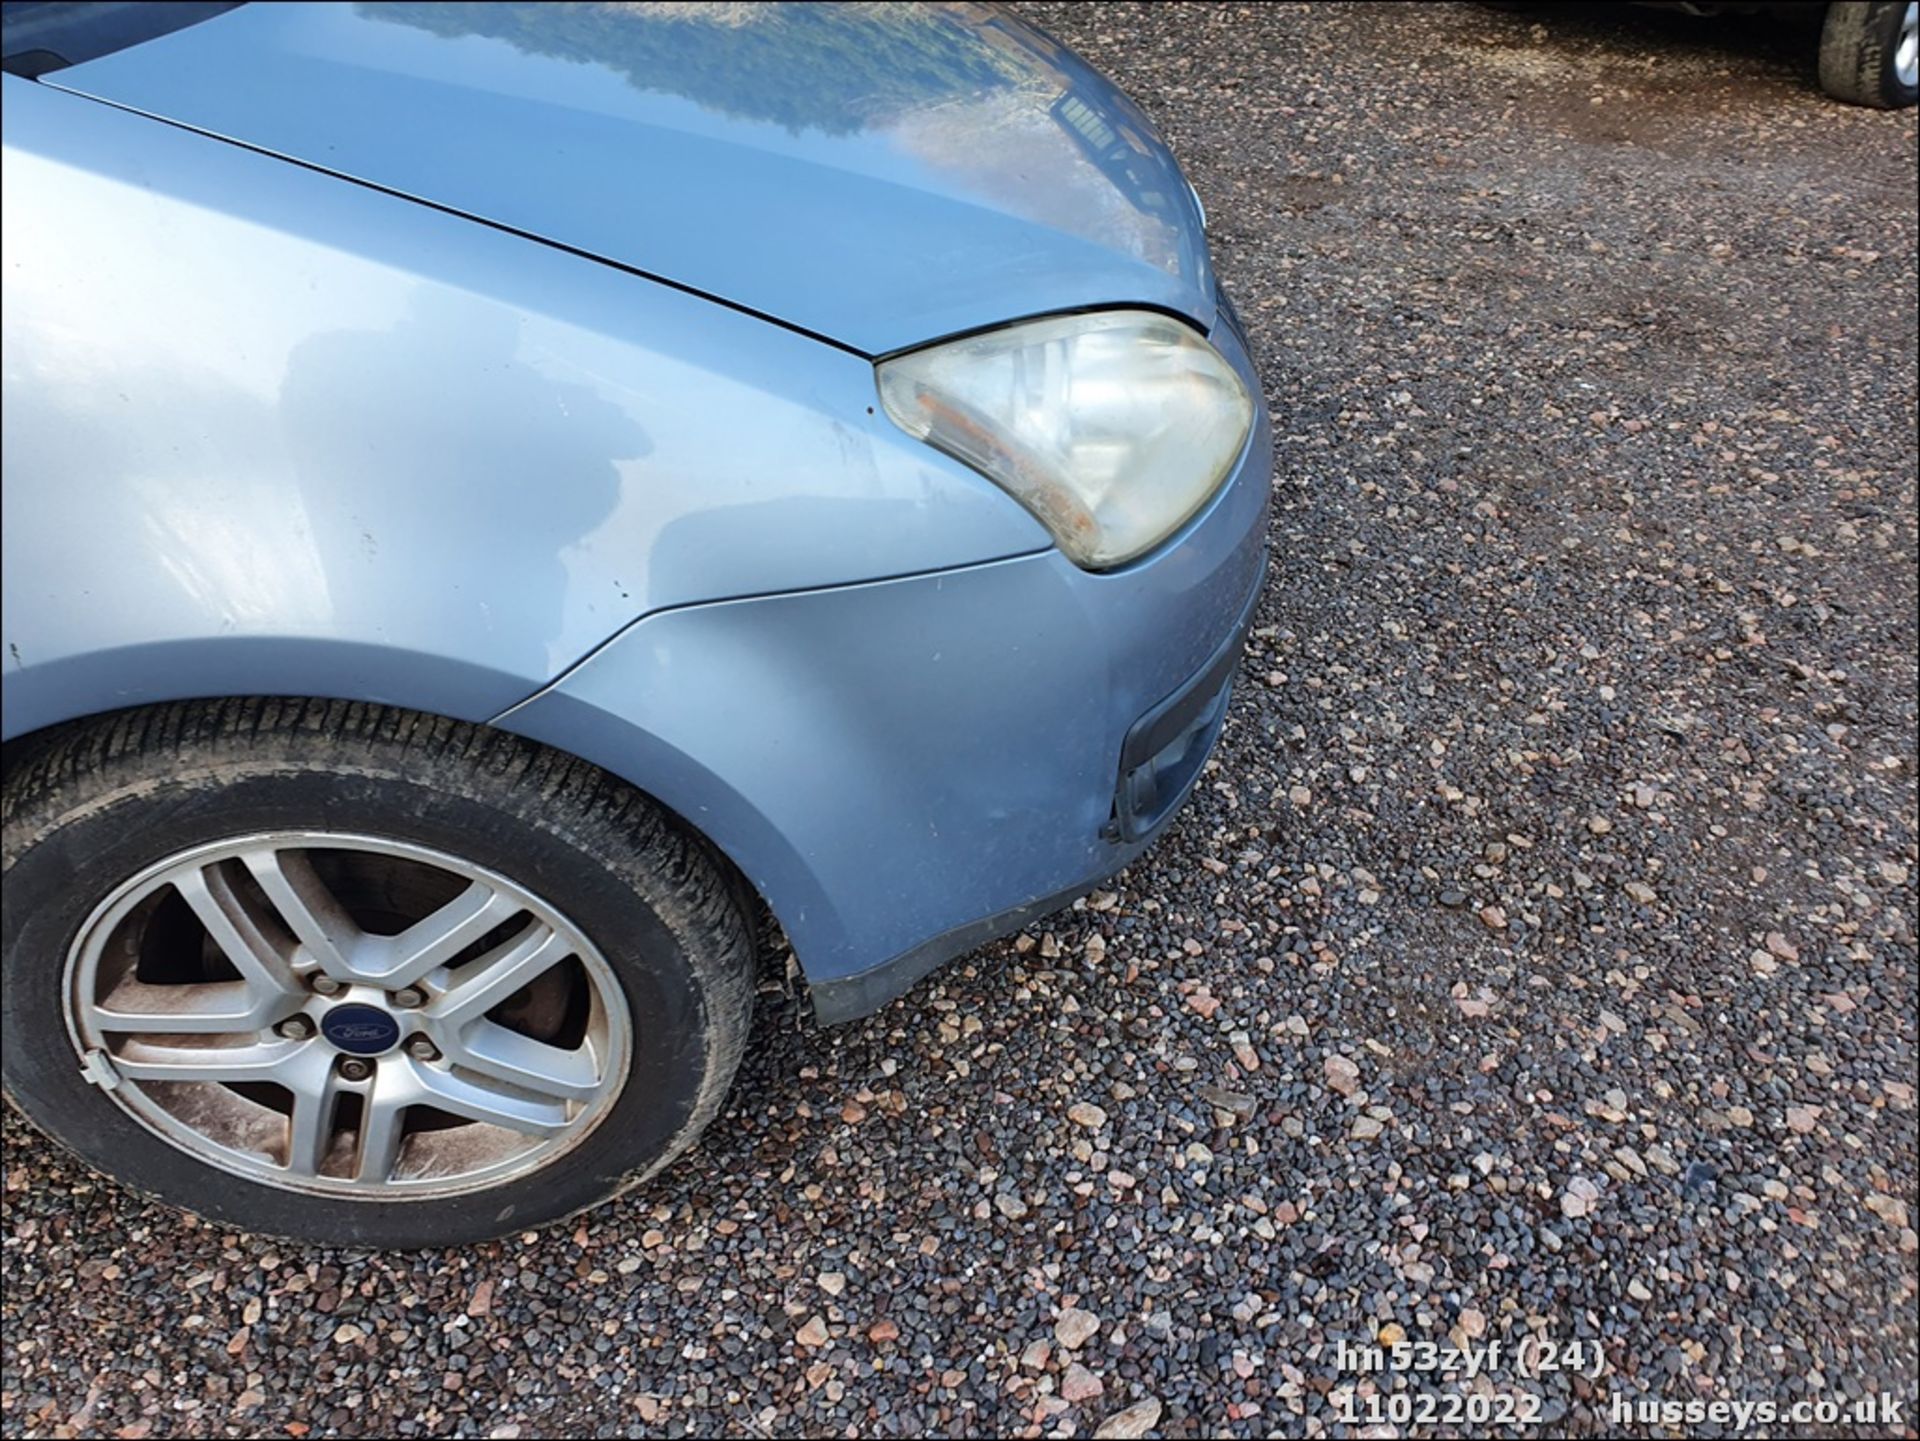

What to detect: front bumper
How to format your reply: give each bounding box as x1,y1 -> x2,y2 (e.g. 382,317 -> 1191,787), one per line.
808,555 -> 1264,1023
501,305 -> 1271,1023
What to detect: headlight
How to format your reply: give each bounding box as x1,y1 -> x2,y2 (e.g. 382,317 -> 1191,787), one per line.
876,310 -> 1253,570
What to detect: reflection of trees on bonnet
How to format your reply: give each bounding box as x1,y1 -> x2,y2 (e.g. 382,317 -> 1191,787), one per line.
355,1 -> 1030,133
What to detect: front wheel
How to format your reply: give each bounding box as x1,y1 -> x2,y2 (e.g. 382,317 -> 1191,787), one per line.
1819,1 -> 1920,108
1,700 -> 756,1247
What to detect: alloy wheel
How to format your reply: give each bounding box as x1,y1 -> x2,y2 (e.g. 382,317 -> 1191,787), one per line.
1899,2 -> 1918,92
64,833 -> 631,1198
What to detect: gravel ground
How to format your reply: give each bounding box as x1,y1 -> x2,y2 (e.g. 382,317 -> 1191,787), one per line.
5,4 -> 1917,1438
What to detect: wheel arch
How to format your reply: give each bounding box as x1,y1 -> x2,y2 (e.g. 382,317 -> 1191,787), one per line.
1,686 -> 801,984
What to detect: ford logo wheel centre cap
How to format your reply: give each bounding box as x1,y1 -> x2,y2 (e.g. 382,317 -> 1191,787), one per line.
319,1003 -> 402,1056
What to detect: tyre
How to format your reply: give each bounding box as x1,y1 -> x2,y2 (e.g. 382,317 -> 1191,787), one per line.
1819,1 -> 1920,108
1,699 -> 755,1248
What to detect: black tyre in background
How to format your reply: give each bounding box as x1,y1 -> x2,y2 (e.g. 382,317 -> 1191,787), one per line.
1819,1 -> 1920,107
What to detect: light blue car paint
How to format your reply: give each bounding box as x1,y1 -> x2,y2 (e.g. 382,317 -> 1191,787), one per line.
499,316 -> 1272,1014
1,74 -> 1052,737
40,1 -> 1216,355
1,3 -> 1270,1020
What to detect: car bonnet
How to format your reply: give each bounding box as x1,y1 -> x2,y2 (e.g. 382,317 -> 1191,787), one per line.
42,1 -> 1216,355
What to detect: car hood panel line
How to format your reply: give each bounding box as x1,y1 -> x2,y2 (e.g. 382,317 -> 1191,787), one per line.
45,1 -> 1216,354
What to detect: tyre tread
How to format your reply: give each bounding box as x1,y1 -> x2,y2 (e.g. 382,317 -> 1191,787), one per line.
1819,1 -> 1916,108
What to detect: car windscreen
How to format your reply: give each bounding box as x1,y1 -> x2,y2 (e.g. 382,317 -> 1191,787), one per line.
2,0 -> 240,79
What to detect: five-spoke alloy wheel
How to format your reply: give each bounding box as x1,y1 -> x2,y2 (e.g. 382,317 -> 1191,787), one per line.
66,834 -> 631,1196
3,700 -> 755,1247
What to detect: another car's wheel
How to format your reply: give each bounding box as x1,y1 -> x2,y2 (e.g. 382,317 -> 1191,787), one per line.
1819,1 -> 1920,107
1,699 -> 755,1247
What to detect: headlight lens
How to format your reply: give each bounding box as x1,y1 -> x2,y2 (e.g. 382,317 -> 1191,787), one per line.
876,309 -> 1253,569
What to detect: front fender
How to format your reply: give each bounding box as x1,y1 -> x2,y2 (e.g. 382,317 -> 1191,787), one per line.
493,388 -> 1271,996
0,76 -> 1046,742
